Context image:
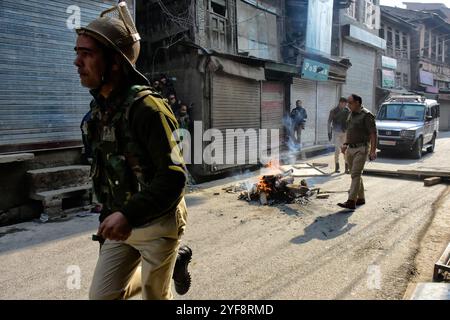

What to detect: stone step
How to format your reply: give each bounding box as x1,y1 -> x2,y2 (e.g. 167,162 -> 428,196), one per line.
30,183 -> 93,201
31,184 -> 93,219
27,165 -> 90,193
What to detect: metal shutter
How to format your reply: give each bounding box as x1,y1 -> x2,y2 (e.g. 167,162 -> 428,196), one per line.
291,78 -> 316,147
261,81 -> 284,151
341,41 -> 376,112
439,101 -> 450,131
212,73 -> 261,170
317,82 -> 338,144
0,0 -> 132,154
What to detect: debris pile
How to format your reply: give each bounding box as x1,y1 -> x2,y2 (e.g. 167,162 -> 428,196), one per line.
223,167 -> 320,206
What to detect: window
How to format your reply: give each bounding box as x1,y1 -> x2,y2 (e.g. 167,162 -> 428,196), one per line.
395,30 -> 400,57
209,0 -> 227,52
211,15 -> 226,51
377,104 -> 425,121
402,34 -> 408,58
346,1 -> 356,19
379,24 -> 385,39
431,34 -> 437,60
395,72 -> 402,88
438,35 -> 443,61
363,0 -> 379,29
387,28 -> 393,45
210,0 -> 226,16
423,29 -> 429,57
403,73 -> 409,87
387,27 -> 393,56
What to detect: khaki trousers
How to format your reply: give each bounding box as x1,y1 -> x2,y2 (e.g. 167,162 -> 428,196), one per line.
333,131 -> 346,164
345,146 -> 368,201
89,198 -> 187,300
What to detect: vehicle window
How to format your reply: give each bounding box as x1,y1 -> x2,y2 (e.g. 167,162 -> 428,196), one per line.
431,105 -> 440,119
377,104 -> 425,121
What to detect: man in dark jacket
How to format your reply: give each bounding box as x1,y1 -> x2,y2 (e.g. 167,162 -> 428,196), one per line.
74,2 -> 191,299
328,97 -> 350,173
290,100 -> 307,146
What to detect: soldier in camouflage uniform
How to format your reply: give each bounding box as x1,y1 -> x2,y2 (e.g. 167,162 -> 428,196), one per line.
74,2 -> 191,299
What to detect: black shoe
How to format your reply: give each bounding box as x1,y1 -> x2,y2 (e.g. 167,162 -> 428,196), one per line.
173,245 -> 192,295
337,200 -> 356,210
335,163 -> 340,173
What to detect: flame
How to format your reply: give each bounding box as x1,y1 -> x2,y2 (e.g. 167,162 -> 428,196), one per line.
257,176 -> 272,194
265,159 -> 280,170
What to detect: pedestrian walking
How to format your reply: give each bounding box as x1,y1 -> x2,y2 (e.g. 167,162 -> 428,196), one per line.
74,2 -> 192,299
337,94 -> 377,210
328,97 -> 350,173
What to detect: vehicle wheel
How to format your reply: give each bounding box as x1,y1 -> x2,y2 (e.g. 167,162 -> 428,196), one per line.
427,134 -> 436,153
411,137 -> 423,159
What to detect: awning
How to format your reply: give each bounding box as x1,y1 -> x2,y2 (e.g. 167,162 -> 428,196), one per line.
199,56 -> 266,81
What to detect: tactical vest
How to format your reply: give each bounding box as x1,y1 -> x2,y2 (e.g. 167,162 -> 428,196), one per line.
86,85 -> 175,215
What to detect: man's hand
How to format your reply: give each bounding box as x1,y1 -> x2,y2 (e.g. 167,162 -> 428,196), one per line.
98,212 -> 132,241
369,150 -> 377,161
341,145 -> 348,154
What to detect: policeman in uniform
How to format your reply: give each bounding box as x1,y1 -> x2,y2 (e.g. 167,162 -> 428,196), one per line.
338,94 -> 377,210
74,2 -> 191,299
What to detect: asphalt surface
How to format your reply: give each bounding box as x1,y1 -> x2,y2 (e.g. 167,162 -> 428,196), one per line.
1,132 -> 449,300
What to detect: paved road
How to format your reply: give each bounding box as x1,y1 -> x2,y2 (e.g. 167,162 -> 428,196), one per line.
1,132 -> 449,299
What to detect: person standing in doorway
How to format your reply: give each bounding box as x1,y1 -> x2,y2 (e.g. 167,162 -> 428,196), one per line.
290,100 -> 308,146
328,97 -> 350,173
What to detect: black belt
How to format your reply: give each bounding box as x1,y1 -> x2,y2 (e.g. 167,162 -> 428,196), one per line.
345,142 -> 368,148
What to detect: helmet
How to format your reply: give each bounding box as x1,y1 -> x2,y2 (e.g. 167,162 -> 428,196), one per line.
76,2 -> 149,85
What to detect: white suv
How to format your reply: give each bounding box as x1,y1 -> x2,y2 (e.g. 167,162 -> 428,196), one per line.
376,95 -> 440,159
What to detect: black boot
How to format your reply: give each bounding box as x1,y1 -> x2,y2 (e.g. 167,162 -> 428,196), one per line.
172,245 -> 192,295
335,163 -> 340,173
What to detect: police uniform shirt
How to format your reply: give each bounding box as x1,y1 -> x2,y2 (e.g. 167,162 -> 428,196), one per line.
346,106 -> 377,144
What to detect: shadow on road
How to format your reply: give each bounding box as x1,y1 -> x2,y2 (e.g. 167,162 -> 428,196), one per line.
291,210 -> 356,244
376,149 -> 432,164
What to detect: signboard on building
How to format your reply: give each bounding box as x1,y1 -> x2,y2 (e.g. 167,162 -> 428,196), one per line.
419,70 -> 434,86
439,94 -> 450,101
382,69 -> 395,88
425,86 -> 439,94
381,56 -> 397,70
305,0 -> 333,55
301,58 -> 329,81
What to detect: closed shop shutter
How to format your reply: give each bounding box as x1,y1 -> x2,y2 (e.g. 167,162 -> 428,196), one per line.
439,101 -> 450,131
212,73 -> 261,170
0,0 -> 133,154
291,78 -> 316,147
261,81 -> 284,152
317,82 -> 338,144
342,41 -> 376,112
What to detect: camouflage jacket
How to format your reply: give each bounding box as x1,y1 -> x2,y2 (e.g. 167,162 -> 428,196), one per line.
85,85 -> 186,227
